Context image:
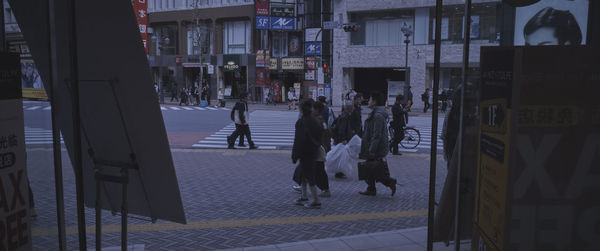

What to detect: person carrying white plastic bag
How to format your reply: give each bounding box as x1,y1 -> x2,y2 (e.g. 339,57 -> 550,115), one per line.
326,135 -> 361,180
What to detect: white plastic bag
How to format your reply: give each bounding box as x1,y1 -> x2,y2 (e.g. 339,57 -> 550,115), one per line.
325,135 -> 361,180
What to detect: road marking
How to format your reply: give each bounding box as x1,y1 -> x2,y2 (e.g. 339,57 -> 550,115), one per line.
43,106 -> 52,110
206,107 -> 218,110
181,107 -> 194,110
194,107 -> 206,111
169,107 -> 181,110
160,107 -> 168,110
26,106 -> 41,110
31,209 -> 428,237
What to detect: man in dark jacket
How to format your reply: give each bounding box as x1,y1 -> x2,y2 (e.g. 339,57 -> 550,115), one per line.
390,95 -> 408,155
350,93 -> 363,137
227,93 -> 257,149
422,88 -> 430,113
358,92 -> 396,196
332,101 -> 354,145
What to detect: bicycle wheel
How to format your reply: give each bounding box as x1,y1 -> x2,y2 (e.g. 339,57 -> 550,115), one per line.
400,127 -> 421,149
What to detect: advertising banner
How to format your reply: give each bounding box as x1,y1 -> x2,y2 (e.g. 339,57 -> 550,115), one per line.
256,50 -> 265,67
270,17 -> 295,30
514,0 -> 588,45
20,59 -> 47,99
255,0 -> 269,15
132,0 -> 148,53
269,58 -> 278,70
281,58 -> 304,70
305,42 -> 322,56
256,16 -> 269,30
288,32 -> 302,57
473,46 -> 600,251
305,70 -> 315,80
255,68 -> 270,87
0,53 -> 32,251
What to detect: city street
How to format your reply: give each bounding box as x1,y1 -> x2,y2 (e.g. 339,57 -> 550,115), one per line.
23,100 -> 449,250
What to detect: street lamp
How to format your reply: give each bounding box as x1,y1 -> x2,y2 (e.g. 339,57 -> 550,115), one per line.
401,23 -> 413,87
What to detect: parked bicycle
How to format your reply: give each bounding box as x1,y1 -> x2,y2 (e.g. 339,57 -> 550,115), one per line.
388,123 -> 421,150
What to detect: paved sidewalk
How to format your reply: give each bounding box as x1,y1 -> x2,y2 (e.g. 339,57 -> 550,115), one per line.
217,227 -> 471,251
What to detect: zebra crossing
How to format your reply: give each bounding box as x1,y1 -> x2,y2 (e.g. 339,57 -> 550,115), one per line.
395,125 -> 444,153
192,110 -> 298,150
24,127 -> 64,145
23,105 -> 230,112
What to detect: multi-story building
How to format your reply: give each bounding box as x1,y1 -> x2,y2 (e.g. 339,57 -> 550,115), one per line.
148,0 -> 255,102
332,0 -> 501,108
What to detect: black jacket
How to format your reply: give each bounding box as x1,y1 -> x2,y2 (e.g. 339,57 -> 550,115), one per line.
350,104 -> 362,136
292,116 -> 323,162
391,103 -> 407,128
233,101 -> 248,124
332,113 -> 353,144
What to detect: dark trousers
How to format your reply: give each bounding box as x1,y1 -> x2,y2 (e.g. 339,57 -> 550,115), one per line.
391,126 -> 405,154
170,93 -> 178,102
363,161 -> 395,193
230,124 -> 254,147
441,101 -> 447,112
315,161 -> 329,191
424,102 -> 430,113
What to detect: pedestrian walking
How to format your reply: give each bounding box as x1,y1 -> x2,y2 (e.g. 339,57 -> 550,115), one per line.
288,88 -> 297,110
440,89 -> 448,113
179,88 -> 188,106
332,101 -> 354,145
192,85 -> 200,105
350,93 -> 363,138
217,88 -> 224,108
422,88 -> 430,113
358,92 -> 397,196
291,99 -> 323,209
317,96 -> 333,152
170,83 -> 179,102
312,101 -> 331,197
390,95 -> 408,155
227,93 -> 257,149
206,84 -> 212,106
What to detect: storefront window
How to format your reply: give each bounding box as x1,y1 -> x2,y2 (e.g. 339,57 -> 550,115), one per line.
272,32 -> 288,57
429,3 -> 500,44
187,22 -> 212,56
151,24 -> 178,55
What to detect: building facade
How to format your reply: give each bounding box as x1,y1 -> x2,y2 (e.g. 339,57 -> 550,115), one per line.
332,0 -> 501,108
148,0 -> 255,102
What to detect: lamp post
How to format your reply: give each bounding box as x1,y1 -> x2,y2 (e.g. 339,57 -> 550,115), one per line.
401,24 -> 412,86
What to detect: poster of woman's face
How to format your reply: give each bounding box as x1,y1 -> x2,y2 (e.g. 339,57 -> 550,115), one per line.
514,0 -> 588,46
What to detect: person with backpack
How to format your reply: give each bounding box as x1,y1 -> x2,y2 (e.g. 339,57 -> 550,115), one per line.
227,93 -> 257,149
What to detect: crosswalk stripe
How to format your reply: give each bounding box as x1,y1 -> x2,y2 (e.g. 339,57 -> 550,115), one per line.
24,127 -> 65,145
169,107 -> 181,110
26,106 -> 41,110
160,107 -> 168,110
206,107 -> 218,110
43,106 -> 52,110
181,107 -> 194,110
194,107 -> 206,111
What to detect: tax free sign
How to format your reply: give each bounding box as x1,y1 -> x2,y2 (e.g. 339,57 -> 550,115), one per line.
270,17 -> 295,30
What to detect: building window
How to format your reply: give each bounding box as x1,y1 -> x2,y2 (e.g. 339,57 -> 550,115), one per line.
151,24 -> 178,55
429,3 -> 499,44
350,10 -> 414,46
271,32 -> 288,57
223,20 -> 251,54
187,23 -> 213,55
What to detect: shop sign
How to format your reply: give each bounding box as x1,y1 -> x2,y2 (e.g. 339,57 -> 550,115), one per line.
223,55 -> 241,72
207,64 -> 214,74
132,0 -> 148,53
305,42 -> 321,56
256,16 -> 269,30
256,0 -> 269,15
305,57 -> 317,69
270,5 -> 294,17
294,83 -> 301,89
270,17 -> 295,30
269,58 -> 278,70
305,28 -> 322,42
281,58 -> 304,70
305,70 -> 315,80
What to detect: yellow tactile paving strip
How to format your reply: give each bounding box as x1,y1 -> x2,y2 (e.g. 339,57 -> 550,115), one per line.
32,209 -> 428,237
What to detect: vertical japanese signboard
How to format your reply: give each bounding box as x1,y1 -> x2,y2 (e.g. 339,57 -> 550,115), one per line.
0,53 -> 32,251
133,0 -> 148,53
256,0 -> 269,15
473,46 -> 600,251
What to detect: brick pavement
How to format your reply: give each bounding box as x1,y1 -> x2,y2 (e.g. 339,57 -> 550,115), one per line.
27,148 -> 447,250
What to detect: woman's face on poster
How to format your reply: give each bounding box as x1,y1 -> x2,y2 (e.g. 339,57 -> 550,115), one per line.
525,27 -> 561,45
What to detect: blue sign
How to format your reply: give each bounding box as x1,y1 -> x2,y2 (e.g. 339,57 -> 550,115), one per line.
270,17 -> 295,30
305,42 -> 322,56
256,16 -> 269,30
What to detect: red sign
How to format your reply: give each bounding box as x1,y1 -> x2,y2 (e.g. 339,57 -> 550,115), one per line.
256,0 -> 269,16
255,68 -> 270,87
133,0 -> 149,53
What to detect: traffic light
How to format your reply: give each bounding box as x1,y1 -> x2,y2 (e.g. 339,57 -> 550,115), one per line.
343,24 -> 358,32
322,63 -> 329,73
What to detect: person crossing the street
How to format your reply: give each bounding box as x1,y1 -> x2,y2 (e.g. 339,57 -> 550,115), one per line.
227,92 -> 257,149
390,95 -> 409,155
